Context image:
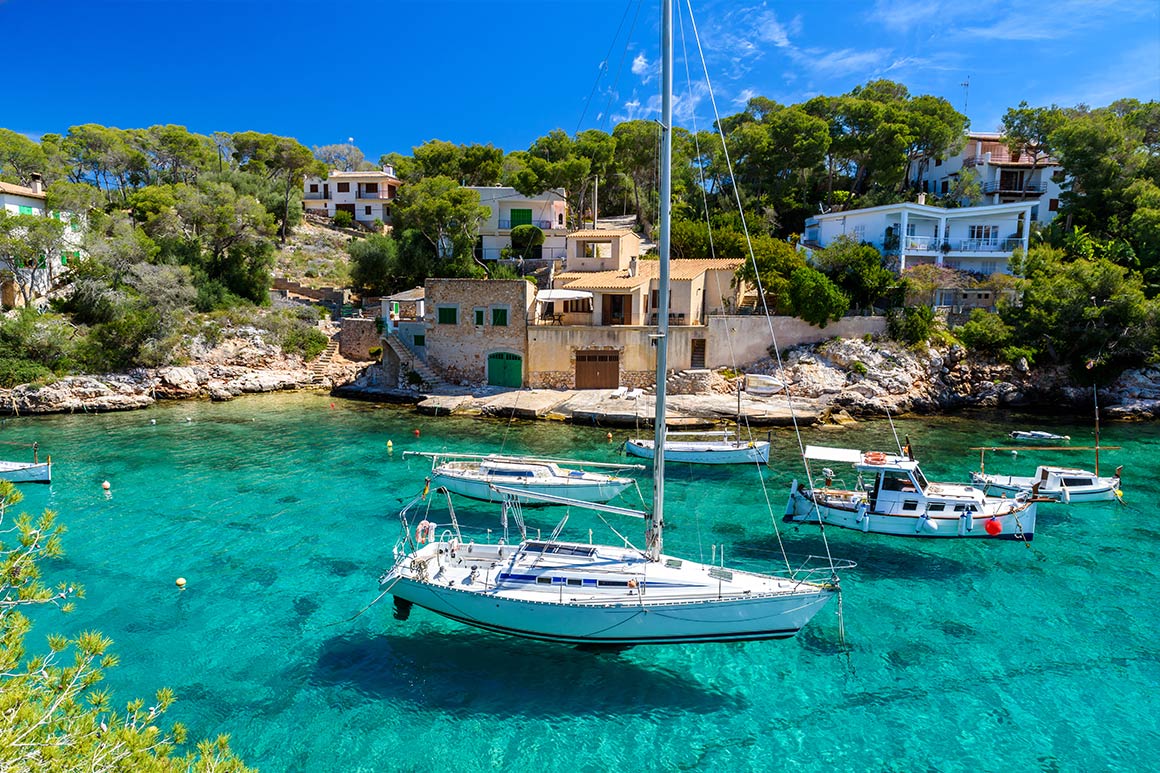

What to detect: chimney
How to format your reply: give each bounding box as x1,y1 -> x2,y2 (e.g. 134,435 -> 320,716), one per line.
29,173 -> 43,195
382,164 -> 395,177
628,256 -> 638,277
917,192 -> 926,205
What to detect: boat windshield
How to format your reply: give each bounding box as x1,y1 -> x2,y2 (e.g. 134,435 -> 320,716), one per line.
912,466 -> 929,492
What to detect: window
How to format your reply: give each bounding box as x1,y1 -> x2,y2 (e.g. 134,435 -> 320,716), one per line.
365,206 -> 372,215
935,157 -> 942,167
474,307 -> 485,326
981,260 -> 998,274
558,213 -> 564,226
905,223 -> 917,237
852,225 -> 866,241
1049,199 -> 1059,212
969,225 -> 999,242
437,306 -> 458,324
336,182 -> 350,193
565,298 -> 590,313
413,334 -> 426,347
70,219 -> 80,232
387,185 -> 397,198
902,501 -> 918,511
309,184 -> 318,193
492,307 -> 508,326
510,208 -> 532,227
364,182 -> 378,193
941,180 -> 949,194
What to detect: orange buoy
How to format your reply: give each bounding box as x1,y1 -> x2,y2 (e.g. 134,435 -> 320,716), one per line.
606,432 -> 613,441
101,480 -> 111,491
413,429 -> 421,437
985,519 -> 1002,536
175,577 -> 187,589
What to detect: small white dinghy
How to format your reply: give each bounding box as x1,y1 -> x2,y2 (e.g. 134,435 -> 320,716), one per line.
0,442 -> 50,484
1009,430 -> 1070,443
405,452 -> 642,504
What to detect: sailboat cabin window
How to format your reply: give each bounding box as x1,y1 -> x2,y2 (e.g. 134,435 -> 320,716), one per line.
927,503 -> 945,512
902,501 -> 918,511
880,471 -> 917,492
1062,478 -> 1093,487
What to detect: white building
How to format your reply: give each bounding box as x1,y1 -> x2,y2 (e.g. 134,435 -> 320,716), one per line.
0,176 -> 84,306
303,167 -> 401,227
803,200 -> 1034,275
909,131 -> 1065,224
467,186 -> 568,261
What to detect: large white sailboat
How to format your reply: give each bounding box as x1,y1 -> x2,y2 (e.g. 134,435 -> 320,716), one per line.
379,3 -> 841,645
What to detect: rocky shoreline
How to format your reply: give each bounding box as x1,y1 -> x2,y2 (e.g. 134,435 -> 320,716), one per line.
3,335 -> 1158,422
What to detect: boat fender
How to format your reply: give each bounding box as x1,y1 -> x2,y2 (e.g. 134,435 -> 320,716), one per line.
864,452 -> 887,465
856,502 -> 870,533
985,518 -> 1002,536
965,510 -> 974,533
1061,487 -> 1071,504
917,513 -> 939,533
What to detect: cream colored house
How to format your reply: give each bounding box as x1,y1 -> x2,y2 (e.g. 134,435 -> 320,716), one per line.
303,167 -> 400,227
0,177 -> 84,307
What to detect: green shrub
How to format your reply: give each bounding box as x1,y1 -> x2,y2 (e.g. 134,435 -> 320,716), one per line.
887,305 -> 937,346
850,361 -> 868,376
488,262 -> 521,280
281,326 -> 328,359
0,357 -> 55,388
956,309 -> 1012,353
333,210 -> 354,229
1001,345 -> 1036,365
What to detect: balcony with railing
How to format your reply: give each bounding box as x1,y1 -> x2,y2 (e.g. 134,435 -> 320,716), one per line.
982,181 -> 1047,194
357,187 -> 396,200
498,219 -> 554,230
889,235 -> 1024,254
476,246 -> 568,261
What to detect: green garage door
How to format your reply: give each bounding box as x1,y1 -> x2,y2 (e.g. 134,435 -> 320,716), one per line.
488,352 -> 523,387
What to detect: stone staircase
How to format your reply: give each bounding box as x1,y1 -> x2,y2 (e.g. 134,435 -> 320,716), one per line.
383,333 -> 445,390
310,338 -> 340,385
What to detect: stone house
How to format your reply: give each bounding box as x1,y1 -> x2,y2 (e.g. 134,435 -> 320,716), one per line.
421,278 -> 536,387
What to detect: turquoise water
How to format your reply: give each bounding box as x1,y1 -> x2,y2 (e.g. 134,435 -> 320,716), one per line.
8,394 -> 1160,772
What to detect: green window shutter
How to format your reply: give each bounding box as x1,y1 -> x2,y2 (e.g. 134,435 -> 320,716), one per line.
437,306 -> 458,324
510,209 -> 532,227
413,334 -> 426,347
18,205 -> 33,215
52,211 -> 61,220
70,220 -> 81,232
492,307 -> 508,326
474,308 -> 485,326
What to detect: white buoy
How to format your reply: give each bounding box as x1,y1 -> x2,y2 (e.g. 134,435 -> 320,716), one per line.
185,417 -> 192,423
150,419 -> 156,425
101,480 -> 111,491
175,577 -> 186,589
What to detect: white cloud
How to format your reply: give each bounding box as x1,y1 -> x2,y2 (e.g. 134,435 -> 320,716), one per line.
794,47 -> 891,78
733,87 -> 758,107
631,53 -> 649,77
754,10 -> 791,47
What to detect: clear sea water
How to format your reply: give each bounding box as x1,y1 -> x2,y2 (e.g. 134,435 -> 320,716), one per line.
9,393 -> 1160,772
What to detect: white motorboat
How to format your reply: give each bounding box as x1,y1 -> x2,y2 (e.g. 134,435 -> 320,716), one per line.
1010,430 -> 1070,443
971,465 -> 1122,503
380,6 -> 844,646
0,442 -> 50,484
405,452 -> 641,505
785,445 -> 1037,540
625,432 -> 770,464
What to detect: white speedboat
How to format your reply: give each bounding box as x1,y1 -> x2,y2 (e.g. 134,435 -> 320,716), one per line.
625,432 -> 770,464
971,465 -> 1122,503
1010,430 -> 1070,443
405,452 -> 641,505
380,9 -> 844,646
785,445 -> 1037,540
0,443 -> 50,484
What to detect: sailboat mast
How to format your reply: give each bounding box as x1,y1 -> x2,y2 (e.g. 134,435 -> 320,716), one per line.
649,0 -> 673,562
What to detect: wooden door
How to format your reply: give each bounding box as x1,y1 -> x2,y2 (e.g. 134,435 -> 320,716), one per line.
690,339 -> 706,369
487,352 -> 523,388
575,351 -> 619,389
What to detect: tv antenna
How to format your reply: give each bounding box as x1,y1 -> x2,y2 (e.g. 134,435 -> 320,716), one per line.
960,76 -> 970,115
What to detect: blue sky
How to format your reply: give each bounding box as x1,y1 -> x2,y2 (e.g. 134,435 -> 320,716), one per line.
1,0 -> 1157,162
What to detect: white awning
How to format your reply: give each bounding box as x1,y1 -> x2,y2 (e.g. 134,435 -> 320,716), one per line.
804,445 -> 863,463
537,289 -> 593,302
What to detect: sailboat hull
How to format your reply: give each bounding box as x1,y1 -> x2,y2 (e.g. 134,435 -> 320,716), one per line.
431,471 -> 633,504
625,439 -> 770,465
383,541 -> 835,645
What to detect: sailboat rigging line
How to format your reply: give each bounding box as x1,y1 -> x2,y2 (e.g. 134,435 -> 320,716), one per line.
574,0 -> 638,134
594,0 -> 647,137
682,0 -> 841,584
885,410 -> 904,456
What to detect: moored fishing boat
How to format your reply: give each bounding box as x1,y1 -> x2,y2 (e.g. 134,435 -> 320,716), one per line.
1010,430 -> 1070,443
625,431 -> 770,464
785,445 -> 1037,540
405,451 -> 641,505
0,442 -> 51,484
971,465 -> 1122,503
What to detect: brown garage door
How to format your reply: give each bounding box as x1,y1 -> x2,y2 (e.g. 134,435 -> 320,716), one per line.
575,351 -> 620,389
